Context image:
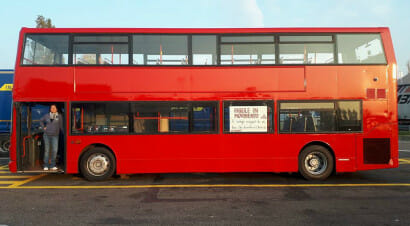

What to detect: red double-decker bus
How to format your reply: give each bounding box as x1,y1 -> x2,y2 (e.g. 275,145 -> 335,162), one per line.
9,27 -> 398,181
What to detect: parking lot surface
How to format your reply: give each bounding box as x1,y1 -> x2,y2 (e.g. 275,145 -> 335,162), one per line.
0,141 -> 409,225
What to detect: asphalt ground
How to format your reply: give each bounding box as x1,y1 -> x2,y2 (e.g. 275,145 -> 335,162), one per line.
0,141 -> 409,225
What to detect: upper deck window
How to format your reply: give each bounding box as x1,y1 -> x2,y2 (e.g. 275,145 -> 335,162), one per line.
73,35 -> 129,65
133,35 -> 188,65
20,32 -> 388,67
22,35 -> 69,65
220,35 -> 275,65
279,35 -> 334,64
336,34 -> 386,64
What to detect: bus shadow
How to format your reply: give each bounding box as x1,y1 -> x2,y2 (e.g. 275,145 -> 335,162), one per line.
25,166 -> 407,187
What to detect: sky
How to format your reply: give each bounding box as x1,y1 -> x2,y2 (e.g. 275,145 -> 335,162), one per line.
0,0 -> 409,74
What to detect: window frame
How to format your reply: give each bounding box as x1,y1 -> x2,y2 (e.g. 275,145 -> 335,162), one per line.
223,100 -> 274,134
20,32 -> 388,67
70,101 -> 219,136
277,99 -> 363,134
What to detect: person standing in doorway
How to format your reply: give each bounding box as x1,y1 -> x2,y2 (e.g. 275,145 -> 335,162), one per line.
40,104 -> 63,171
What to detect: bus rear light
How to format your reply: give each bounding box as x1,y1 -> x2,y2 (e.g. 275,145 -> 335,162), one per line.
377,89 -> 386,99
367,88 -> 376,99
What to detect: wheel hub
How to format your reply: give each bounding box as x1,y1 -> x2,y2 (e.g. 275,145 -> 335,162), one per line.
309,158 -> 319,168
304,152 -> 328,175
87,154 -> 110,176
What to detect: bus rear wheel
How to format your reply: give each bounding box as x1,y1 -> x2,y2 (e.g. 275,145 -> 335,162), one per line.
299,145 -> 334,180
80,147 -> 116,181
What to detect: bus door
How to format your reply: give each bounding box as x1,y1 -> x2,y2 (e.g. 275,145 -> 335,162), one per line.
16,102 -> 66,172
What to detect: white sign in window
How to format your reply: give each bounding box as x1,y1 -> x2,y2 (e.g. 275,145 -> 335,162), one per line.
229,106 -> 268,132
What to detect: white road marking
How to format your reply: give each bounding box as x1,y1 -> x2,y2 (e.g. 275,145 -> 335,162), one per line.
399,150 -> 410,152
399,140 -> 410,143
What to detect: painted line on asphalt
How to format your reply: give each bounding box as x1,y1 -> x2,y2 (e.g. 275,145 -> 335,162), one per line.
0,181 -> 21,184
7,174 -> 46,188
0,175 -> 32,179
1,183 -> 410,189
399,158 -> 410,164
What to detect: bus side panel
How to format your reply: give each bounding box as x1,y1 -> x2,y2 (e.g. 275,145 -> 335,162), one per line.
65,133 -> 358,174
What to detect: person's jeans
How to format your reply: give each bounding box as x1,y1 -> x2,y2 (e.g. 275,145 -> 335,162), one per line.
43,134 -> 59,168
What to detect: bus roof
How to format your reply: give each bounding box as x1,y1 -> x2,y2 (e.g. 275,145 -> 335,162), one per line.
19,27 -> 390,34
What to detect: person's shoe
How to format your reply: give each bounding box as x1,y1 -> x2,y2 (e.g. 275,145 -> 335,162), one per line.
43,167 -> 49,171
51,167 -> 58,171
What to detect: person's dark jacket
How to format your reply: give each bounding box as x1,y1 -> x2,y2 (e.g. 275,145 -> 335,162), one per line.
40,113 -> 63,136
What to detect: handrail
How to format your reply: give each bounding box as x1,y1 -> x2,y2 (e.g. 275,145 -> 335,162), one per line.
21,135 -> 31,158
22,134 -> 42,158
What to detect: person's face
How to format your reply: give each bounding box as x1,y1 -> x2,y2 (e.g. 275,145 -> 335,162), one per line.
50,105 -> 57,113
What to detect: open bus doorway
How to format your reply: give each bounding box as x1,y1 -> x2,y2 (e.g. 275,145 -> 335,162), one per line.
16,102 -> 66,172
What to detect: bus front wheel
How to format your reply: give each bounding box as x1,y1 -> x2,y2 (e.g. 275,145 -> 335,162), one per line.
298,145 -> 334,180
80,147 -> 116,181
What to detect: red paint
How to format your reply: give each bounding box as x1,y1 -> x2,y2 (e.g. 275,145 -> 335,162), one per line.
9,27 -> 398,175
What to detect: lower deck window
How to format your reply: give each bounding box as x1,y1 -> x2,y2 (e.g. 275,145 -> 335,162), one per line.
279,100 -> 362,133
72,103 -> 129,134
224,101 -> 273,133
71,101 -> 217,134
132,102 -> 217,134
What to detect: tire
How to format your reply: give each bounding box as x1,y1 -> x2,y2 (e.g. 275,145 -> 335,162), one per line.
298,145 -> 334,180
80,147 -> 116,181
1,139 -> 10,153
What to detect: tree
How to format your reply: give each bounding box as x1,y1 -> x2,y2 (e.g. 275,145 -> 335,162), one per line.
35,15 -> 55,28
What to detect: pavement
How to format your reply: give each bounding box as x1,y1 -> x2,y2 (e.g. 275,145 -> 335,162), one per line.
0,141 -> 409,225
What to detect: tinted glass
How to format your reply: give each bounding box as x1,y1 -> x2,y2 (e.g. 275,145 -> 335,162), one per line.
22,35 -> 69,65
224,101 -> 273,133
336,101 -> 361,131
192,106 -> 217,132
279,101 -> 362,133
279,43 -> 334,64
72,103 -> 129,134
192,35 -> 217,65
279,102 -> 335,133
337,34 -> 386,64
132,102 -> 217,133
73,44 -> 129,65
133,35 -> 188,65
280,36 -> 332,42
220,44 -> 275,65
